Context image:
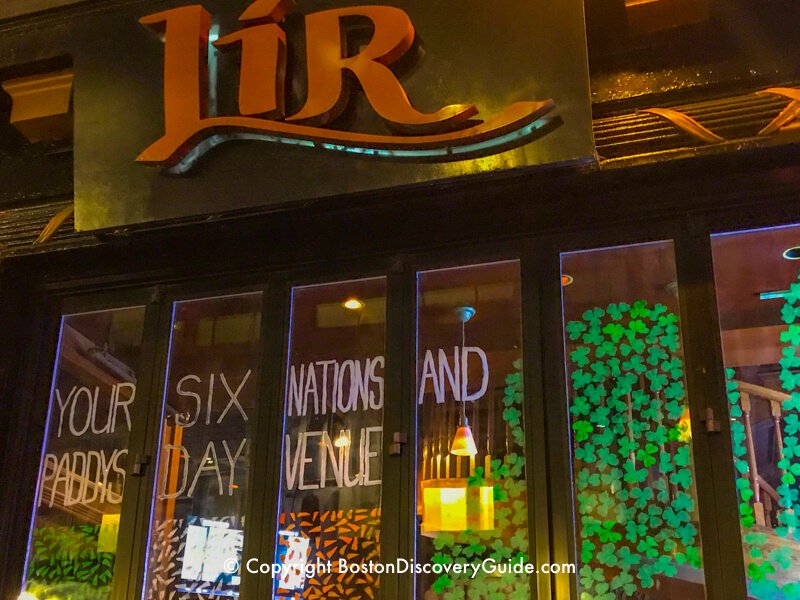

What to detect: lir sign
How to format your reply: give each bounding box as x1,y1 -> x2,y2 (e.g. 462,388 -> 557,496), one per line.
67,0 -> 594,230
139,0 -> 556,171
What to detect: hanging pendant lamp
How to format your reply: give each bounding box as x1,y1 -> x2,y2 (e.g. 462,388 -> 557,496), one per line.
450,306 -> 478,457
450,420 -> 478,457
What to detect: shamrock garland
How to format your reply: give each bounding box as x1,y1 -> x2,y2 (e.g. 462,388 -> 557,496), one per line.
566,300 -> 702,600
726,272 -> 800,600
427,358 -> 530,600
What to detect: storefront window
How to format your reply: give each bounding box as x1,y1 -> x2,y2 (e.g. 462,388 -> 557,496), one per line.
711,225 -> 800,599
23,306 -> 146,600
415,261 -> 530,599
274,278 -> 386,599
143,293 -> 262,599
561,242 -> 706,599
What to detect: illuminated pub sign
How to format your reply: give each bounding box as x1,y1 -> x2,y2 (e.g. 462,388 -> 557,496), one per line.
71,0 -> 594,230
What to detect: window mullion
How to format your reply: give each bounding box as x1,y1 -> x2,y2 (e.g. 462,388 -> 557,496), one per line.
249,279 -> 292,600
538,241 -> 580,600
674,228 -> 748,600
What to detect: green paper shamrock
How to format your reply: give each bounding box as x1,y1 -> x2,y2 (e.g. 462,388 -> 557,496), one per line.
596,521 -> 622,543
630,300 -> 650,318
602,322 -> 626,342
573,420 -> 593,442
571,346 -> 591,366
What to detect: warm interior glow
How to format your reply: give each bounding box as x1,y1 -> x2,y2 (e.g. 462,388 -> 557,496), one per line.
450,425 -> 478,457
342,297 -> 365,310
423,486 -> 467,533
97,513 -> 121,554
678,406 -> 692,441
624,0 -> 710,34
478,486 -> 495,531
334,430 -> 351,448
420,479 -> 495,536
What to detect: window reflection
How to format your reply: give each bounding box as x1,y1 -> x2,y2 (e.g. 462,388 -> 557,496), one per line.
144,293 -> 262,599
24,307 -> 146,600
415,261 -> 531,599
712,225 -> 800,599
561,242 -> 706,600
274,278 -> 386,599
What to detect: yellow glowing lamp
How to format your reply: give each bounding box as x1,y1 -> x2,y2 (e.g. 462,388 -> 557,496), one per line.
334,430 -> 350,448
420,478 -> 495,537
677,407 -> 692,442
342,298 -> 365,310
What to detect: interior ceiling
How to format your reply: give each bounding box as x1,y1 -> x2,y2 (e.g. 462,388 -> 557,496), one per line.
152,237 -> 800,360
712,225 -> 800,331
560,229 -> 800,336
562,241 -> 680,323
57,238 -> 800,377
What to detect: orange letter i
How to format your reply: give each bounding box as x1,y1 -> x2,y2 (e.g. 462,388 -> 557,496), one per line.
214,0 -> 292,118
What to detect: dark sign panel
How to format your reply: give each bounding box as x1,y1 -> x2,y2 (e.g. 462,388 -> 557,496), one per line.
66,0 -> 591,229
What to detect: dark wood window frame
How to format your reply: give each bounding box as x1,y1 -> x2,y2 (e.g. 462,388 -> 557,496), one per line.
5,207 -> 800,600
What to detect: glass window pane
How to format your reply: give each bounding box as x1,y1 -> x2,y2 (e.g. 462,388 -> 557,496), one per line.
274,278 -> 386,599
143,292 -> 262,599
23,306 -> 146,600
711,225 -> 800,599
561,242 -> 706,599
415,261 -> 530,599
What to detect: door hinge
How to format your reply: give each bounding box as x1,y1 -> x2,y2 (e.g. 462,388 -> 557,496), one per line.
131,454 -> 151,476
389,432 -> 407,456
702,407 -> 721,433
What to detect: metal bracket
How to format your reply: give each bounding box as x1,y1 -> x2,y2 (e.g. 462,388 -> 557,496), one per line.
391,256 -> 405,274
702,407 -> 721,433
131,454 -> 151,476
148,285 -> 165,305
389,432 -> 407,456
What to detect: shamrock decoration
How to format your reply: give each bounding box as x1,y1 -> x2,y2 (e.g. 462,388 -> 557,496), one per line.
723,272 -> 800,600
427,360 -> 530,599
573,420 -> 594,442
566,300 -> 703,599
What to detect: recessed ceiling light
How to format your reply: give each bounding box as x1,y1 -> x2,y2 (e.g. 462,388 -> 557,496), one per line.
562,274 -> 574,287
342,298 -> 365,310
783,246 -> 800,260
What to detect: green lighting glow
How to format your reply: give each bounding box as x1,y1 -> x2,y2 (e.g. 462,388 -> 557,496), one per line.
165,117 -> 554,174
759,290 -> 790,300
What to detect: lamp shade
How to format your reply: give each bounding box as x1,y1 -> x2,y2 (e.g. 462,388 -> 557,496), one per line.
450,424 -> 478,457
